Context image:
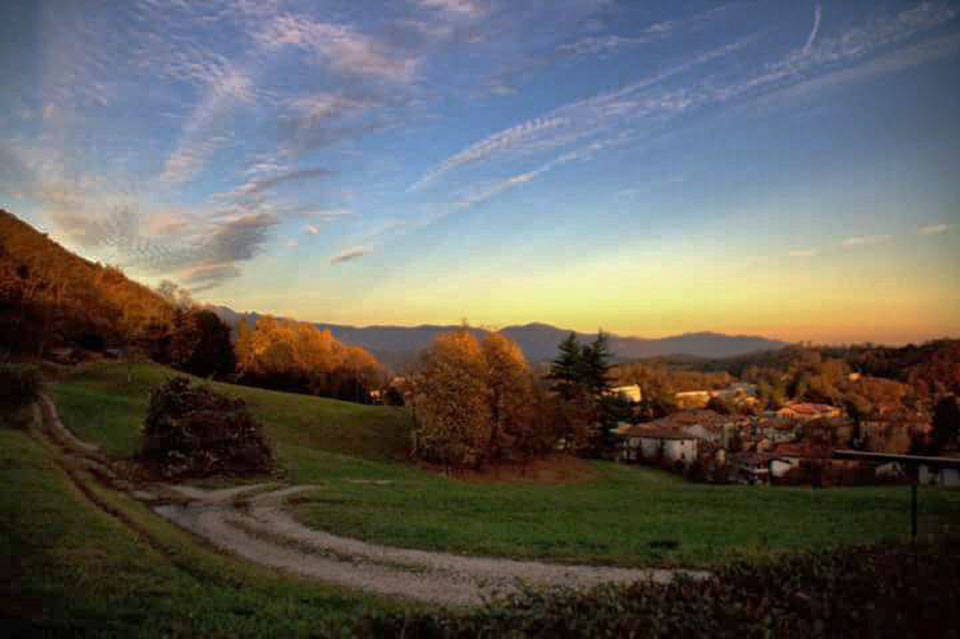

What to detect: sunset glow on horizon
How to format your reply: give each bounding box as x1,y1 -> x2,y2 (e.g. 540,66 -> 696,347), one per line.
1,1 -> 958,344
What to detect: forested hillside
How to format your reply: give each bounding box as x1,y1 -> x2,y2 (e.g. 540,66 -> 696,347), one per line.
0,209 -> 174,357
0,210 -> 386,403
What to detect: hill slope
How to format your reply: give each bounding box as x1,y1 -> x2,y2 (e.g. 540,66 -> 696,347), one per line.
0,209 -> 174,354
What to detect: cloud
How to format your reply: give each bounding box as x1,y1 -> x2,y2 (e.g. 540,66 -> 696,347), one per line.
236,167 -> 333,196
144,211 -> 192,236
159,66 -> 255,184
918,223 -> 949,236
287,93 -> 373,122
257,15 -> 418,80
411,36 -> 757,191
204,212 -> 278,263
47,202 -> 281,291
412,0 -> 959,212
841,234 -> 891,248
802,3 -> 823,56
303,209 -> 354,235
330,246 -> 369,264
180,262 -> 242,287
417,0 -> 483,18
556,35 -> 642,58
276,92 -> 385,152
409,115 -> 569,190
788,248 -> 818,258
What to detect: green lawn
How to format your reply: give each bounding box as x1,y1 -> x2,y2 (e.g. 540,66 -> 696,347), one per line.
0,428 -> 401,637
50,361 -> 960,568
50,360 -> 413,462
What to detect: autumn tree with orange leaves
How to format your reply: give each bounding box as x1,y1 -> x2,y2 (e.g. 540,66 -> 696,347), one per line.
412,329 -> 555,470
235,316 -> 385,402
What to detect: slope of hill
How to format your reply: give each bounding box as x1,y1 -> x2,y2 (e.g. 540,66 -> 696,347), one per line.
209,306 -> 788,367
0,209 -> 175,355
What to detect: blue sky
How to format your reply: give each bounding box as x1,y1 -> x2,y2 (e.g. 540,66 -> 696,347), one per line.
1,0 -> 958,343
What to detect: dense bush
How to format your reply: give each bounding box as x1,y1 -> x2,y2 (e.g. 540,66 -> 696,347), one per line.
365,541 -> 960,638
0,363 -> 42,410
140,377 -> 273,478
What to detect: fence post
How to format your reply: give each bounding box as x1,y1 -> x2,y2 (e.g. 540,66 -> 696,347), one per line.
911,481 -> 918,541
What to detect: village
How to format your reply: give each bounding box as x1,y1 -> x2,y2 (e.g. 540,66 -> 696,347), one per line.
608,382 -> 960,487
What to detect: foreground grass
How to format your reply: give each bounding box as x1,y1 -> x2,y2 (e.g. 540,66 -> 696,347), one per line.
372,542 -> 960,638
0,427 -> 403,637
52,361 -> 960,568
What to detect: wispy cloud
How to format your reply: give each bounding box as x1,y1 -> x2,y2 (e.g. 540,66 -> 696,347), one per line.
47,203 -> 282,291
802,3 -> 823,56
330,246 -> 369,264
556,35 -> 643,58
409,116 -> 569,191
788,248 -> 818,258
159,66 -> 255,184
918,223 -> 949,236
256,15 -> 418,80
841,234 -> 891,248
411,0 -> 959,207
412,35 -> 759,192
235,166 -> 333,196
417,0 -> 484,18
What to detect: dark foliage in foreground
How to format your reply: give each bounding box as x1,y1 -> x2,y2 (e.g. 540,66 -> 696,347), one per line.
140,377 -> 273,478
0,363 -> 41,410
366,541 -> 960,638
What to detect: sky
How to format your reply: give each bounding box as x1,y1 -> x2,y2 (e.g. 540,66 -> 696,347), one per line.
1,0 -> 958,344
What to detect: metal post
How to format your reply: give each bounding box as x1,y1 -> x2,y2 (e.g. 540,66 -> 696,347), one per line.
910,481 -> 918,541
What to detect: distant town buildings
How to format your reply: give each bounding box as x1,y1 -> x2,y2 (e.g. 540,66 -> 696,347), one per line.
609,384 -> 643,403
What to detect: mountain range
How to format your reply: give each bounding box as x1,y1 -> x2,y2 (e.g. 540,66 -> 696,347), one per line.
209,306 -> 788,370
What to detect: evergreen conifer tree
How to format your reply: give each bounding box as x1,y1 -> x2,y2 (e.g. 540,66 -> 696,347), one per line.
548,332 -> 583,400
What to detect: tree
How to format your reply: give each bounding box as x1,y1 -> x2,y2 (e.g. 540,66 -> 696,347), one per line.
580,331 -> 614,398
548,332 -> 583,401
235,315 -> 383,400
412,330 -> 491,471
544,331 -> 618,457
931,395 -> 960,453
169,310 -> 236,378
481,333 -> 536,464
156,280 -> 193,311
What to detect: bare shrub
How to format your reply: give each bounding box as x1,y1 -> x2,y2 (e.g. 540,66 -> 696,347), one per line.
140,377 -> 273,478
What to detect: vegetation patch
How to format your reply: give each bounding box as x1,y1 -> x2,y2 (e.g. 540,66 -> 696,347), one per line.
0,363 -> 42,411
366,541 -> 960,638
139,376 -> 273,479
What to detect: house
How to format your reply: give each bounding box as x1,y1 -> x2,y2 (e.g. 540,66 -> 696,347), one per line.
919,463 -> 960,487
639,410 -> 733,444
753,418 -> 798,444
767,442 -> 835,479
712,383 -> 758,403
675,390 -> 711,409
777,402 -> 842,421
729,452 -> 784,484
618,426 -> 699,465
609,384 -> 643,403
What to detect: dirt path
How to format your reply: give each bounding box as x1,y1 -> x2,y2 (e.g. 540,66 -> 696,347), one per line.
35,395 -> 708,606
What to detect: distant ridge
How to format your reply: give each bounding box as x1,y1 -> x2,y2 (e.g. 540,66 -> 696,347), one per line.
209,305 -> 788,369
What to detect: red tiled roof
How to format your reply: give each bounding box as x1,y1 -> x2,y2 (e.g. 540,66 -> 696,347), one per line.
771,442 -> 833,458
781,402 -> 838,415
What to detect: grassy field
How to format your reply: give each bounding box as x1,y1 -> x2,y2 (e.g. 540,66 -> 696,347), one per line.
50,360 -> 413,464
0,427 -> 403,636
48,360 -> 960,569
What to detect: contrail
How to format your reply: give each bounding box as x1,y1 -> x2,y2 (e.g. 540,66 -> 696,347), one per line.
802,3 -> 823,55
